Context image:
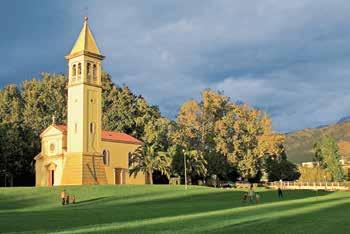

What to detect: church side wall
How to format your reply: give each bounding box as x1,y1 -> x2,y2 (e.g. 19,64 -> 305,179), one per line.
101,141 -> 146,185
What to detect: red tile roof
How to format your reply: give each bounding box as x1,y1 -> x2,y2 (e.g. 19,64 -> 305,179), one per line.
56,125 -> 67,133
54,125 -> 142,145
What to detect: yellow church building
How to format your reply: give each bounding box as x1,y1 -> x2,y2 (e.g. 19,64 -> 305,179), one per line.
34,17 -> 146,186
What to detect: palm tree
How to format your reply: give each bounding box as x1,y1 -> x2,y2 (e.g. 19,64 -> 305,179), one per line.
129,144 -> 171,184
183,149 -> 208,184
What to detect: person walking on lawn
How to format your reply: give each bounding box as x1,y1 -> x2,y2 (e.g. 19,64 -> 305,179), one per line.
278,187 -> 283,199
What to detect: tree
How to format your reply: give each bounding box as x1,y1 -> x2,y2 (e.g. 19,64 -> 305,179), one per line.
143,117 -> 171,151
170,147 -> 207,184
101,72 -> 161,140
298,166 -> 332,182
129,144 -> 171,184
0,85 -> 34,186
172,100 -> 202,150
183,149 -> 207,184
171,90 -> 232,179
204,151 -> 238,181
264,146 -> 300,181
22,73 -> 67,134
313,135 -> 344,181
214,104 -> 285,180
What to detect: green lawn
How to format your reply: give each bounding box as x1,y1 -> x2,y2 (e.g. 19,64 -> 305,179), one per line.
0,185 -> 349,234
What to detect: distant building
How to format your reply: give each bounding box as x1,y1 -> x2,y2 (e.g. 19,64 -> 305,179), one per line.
301,162 -> 318,168
34,17 -> 146,186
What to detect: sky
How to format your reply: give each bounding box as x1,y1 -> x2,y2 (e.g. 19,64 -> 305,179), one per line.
1,0 -> 350,133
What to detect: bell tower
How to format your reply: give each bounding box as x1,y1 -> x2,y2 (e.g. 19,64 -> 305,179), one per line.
62,17 -> 107,184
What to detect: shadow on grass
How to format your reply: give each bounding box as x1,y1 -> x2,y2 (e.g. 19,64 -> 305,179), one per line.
0,195 -> 47,211
0,189 -> 338,233
52,193 -> 350,234
210,197 -> 350,234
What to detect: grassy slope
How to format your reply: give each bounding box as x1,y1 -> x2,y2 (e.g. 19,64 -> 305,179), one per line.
285,121 -> 350,163
1,185 -> 350,234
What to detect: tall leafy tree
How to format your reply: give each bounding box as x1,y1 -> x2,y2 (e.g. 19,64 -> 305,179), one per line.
313,135 -> 343,181
22,73 -> 67,134
143,117 -> 171,151
215,104 -> 284,180
171,90 -> 234,180
264,146 -> 300,181
0,85 -> 24,125
101,72 -> 161,140
0,85 -> 33,185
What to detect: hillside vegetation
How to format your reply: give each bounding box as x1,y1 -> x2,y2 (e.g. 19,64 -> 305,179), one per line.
285,121 -> 350,163
1,185 -> 350,233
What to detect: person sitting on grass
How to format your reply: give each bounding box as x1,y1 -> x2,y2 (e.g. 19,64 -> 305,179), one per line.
242,193 -> 248,203
60,190 -> 66,206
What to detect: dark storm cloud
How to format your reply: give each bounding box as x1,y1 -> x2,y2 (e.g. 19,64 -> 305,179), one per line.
1,0 -> 350,132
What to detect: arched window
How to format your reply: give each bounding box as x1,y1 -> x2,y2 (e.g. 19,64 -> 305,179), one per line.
72,64 -> 76,76
89,122 -> 94,134
102,150 -> 110,166
78,63 -> 82,75
93,64 -> 97,80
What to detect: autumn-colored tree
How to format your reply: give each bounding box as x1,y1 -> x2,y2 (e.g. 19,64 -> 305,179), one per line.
215,104 -> 284,180
172,100 -> 202,149
143,117 -> 171,151
171,90 -> 235,180
201,90 -> 230,150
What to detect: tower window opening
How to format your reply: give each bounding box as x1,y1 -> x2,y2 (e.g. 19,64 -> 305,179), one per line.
78,63 -> 82,77
93,64 -> 97,81
87,63 -> 91,80
72,64 -> 77,77
74,123 -> 77,133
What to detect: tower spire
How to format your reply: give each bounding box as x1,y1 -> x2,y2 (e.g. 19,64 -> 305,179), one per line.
65,17 -> 104,60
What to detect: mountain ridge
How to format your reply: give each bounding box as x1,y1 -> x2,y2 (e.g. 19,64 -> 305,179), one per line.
285,119 -> 350,164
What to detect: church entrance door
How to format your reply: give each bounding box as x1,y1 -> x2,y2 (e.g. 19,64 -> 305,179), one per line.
48,170 -> 54,186
47,163 -> 56,186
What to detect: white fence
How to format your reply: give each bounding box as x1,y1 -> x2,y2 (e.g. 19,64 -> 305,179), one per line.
268,181 -> 349,191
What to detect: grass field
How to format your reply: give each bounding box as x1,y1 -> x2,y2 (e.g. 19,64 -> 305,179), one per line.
0,185 -> 350,234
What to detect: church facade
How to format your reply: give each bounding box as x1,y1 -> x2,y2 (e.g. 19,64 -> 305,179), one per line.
34,17 -> 146,186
